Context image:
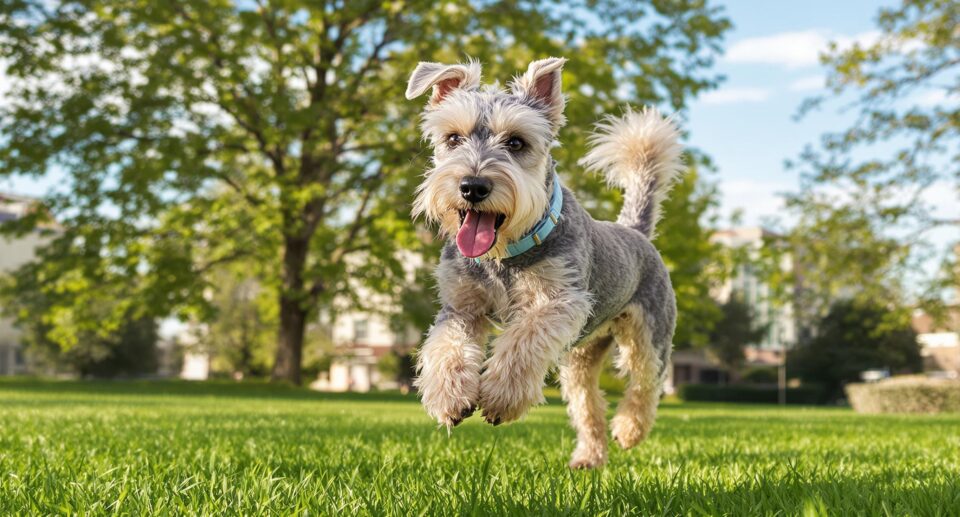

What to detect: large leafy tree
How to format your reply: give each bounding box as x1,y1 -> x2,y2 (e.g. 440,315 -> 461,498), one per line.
789,300 -> 921,400
0,0 -> 730,384
782,0 -> 959,323
708,292 -> 768,374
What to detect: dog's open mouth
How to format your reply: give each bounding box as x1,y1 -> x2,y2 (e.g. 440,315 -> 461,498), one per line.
456,209 -> 506,258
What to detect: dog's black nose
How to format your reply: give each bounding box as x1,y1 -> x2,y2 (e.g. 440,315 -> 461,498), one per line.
459,177 -> 492,203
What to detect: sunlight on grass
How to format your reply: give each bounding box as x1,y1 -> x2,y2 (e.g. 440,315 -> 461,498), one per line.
1,379 -> 958,515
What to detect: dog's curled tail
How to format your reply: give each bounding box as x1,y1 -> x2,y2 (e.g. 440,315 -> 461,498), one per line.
579,107 -> 684,239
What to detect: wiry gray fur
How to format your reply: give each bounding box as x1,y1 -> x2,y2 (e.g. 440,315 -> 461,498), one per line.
407,57 -> 683,468
441,166 -> 676,377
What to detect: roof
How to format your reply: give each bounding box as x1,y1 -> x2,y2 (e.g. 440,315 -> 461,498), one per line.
0,191 -> 59,230
913,308 -> 960,334
0,192 -> 36,204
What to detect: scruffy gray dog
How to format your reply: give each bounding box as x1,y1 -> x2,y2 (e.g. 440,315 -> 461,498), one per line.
405,57 -> 682,469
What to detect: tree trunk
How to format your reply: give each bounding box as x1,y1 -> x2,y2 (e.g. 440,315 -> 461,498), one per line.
271,234 -> 310,385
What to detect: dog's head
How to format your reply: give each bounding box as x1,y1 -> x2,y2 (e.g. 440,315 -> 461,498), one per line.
406,58 -> 566,259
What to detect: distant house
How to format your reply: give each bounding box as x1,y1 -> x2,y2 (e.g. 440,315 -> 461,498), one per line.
314,307 -> 420,392
711,227 -> 797,353
913,308 -> 960,377
0,193 -> 49,376
665,227 -> 798,392
310,252 -> 424,392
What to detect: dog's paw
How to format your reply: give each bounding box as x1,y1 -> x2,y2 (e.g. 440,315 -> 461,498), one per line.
448,404 -> 477,427
478,368 -> 543,425
568,442 -> 608,469
416,367 -> 479,428
568,455 -> 606,469
611,414 -> 651,449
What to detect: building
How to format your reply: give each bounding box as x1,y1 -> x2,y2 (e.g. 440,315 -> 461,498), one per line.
312,307 -> 420,392
913,308 -> 960,377
711,227 -> 797,352
0,193 -> 49,375
310,252 -> 424,392
665,227 -> 797,392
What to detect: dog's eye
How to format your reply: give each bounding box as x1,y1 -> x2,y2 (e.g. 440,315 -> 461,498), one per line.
446,134 -> 464,148
506,136 -> 525,152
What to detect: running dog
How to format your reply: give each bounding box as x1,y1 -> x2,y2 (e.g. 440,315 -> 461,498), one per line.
406,57 -> 682,468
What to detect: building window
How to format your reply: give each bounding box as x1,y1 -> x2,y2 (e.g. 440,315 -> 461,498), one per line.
353,319 -> 368,342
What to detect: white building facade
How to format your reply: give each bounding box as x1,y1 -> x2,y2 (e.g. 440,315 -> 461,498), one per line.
311,252 -> 424,392
711,227 -> 797,353
0,193 -> 48,375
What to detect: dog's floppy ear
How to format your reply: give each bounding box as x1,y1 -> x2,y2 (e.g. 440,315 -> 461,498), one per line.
512,57 -> 567,129
406,61 -> 482,106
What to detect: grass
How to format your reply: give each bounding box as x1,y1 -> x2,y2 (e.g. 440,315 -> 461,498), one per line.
1,379 -> 959,515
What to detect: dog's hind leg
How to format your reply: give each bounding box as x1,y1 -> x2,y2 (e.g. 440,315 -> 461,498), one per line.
610,305 -> 665,449
560,334 -> 613,469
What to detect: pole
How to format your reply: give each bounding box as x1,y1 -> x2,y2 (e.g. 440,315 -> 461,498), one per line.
778,347 -> 786,406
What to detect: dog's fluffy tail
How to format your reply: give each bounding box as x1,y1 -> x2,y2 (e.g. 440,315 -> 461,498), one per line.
579,107 -> 684,239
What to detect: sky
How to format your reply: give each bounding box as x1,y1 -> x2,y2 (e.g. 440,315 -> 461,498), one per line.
2,0 -> 955,245
686,0 -> 897,226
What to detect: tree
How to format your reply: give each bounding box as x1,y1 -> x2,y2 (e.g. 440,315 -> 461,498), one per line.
73,316 -> 159,378
789,300 -> 922,400
0,1 -> 730,384
708,292 -> 768,374
201,266 -> 277,377
785,0 -> 960,318
656,161 -> 730,348
762,201 -> 912,336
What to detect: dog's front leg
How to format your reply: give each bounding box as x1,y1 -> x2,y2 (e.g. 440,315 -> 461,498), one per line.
416,309 -> 489,428
480,275 -> 590,425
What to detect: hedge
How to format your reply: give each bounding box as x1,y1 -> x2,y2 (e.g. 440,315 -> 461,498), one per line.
846,376 -> 960,414
678,383 -> 826,405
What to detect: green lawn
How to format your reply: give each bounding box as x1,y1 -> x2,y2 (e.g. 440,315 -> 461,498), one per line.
1,379 -> 958,515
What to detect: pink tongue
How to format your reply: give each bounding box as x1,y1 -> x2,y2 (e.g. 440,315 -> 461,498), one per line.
456,210 -> 497,258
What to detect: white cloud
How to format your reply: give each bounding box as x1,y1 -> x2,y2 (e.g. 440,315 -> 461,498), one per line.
912,89 -> 958,108
788,75 -> 824,92
700,87 -> 771,105
720,179 -> 792,224
724,30 -> 880,69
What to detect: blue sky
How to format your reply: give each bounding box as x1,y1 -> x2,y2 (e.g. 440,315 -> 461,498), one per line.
686,0 -> 902,226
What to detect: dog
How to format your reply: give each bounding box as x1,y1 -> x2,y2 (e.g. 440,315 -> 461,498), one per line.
405,57 -> 681,469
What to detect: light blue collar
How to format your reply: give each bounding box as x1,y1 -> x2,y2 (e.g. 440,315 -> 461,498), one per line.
476,175 -> 563,262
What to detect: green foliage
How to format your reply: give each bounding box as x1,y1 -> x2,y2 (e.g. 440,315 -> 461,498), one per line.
708,291 -> 768,372
766,190 -> 914,333
3,379 -> 960,514
22,312 -> 158,378
0,1 -> 731,382
200,266 -> 278,377
740,366 -> 779,384
785,0 -> 960,314
678,383 -> 826,405
789,300 -> 922,401
376,352 -> 400,382
656,162 -> 730,348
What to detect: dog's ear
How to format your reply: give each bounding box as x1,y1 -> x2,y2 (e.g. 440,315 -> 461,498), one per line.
512,57 -> 567,129
405,61 -> 482,106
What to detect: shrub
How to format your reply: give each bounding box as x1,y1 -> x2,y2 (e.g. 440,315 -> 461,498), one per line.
740,367 -> 779,384
679,383 -> 826,405
846,376 -> 960,414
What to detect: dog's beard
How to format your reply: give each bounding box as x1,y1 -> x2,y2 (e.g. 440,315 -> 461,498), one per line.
414,156 -> 550,260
